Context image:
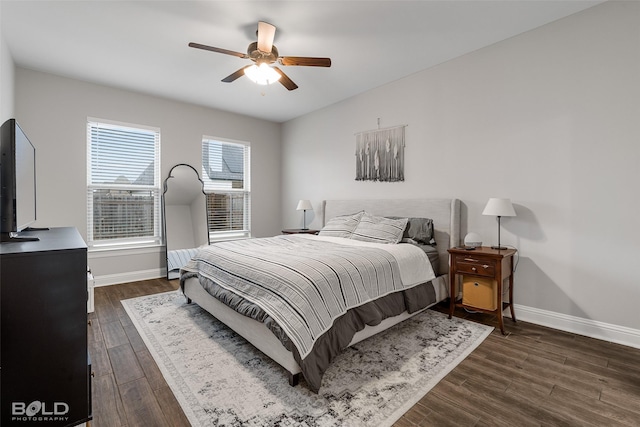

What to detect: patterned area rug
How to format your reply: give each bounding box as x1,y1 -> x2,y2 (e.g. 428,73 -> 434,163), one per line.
122,291 -> 492,427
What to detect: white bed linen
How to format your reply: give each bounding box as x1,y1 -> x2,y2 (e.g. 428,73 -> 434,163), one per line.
295,234 -> 435,288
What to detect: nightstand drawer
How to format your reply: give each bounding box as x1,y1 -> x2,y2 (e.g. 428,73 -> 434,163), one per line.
455,255 -> 496,277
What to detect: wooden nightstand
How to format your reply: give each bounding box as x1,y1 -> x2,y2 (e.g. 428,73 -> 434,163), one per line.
448,246 -> 517,335
281,229 -> 320,235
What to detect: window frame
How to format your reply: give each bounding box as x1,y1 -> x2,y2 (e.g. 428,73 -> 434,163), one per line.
201,136 -> 251,241
86,118 -> 162,250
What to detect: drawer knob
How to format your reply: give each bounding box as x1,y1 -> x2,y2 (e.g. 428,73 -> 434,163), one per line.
472,267 -> 477,271
483,264 -> 489,269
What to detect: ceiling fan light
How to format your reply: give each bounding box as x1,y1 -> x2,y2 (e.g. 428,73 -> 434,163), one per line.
244,63 -> 281,85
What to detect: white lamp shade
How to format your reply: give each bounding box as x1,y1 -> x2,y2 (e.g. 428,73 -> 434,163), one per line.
482,198 -> 516,217
296,199 -> 313,211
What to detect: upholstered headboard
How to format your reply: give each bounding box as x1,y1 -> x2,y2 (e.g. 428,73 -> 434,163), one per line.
322,198 -> 461,275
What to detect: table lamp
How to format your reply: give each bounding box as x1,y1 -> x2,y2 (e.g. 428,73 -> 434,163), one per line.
296,199 -> 313,230
482,198 -> 516,250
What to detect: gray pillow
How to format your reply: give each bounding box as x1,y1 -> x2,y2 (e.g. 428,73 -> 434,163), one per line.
389,216 -> 436,246
351,213 -> 408,244
318,211 -> 364,238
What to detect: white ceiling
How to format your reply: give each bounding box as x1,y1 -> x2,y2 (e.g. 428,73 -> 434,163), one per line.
2,1 -> 602,123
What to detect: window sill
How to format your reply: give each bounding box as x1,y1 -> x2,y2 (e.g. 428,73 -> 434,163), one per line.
88,243 -> 163,258
209,234 -> 251,243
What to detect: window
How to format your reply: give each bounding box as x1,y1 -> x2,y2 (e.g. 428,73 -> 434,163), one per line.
87,119 -> 161,248
202,137 -> 251,240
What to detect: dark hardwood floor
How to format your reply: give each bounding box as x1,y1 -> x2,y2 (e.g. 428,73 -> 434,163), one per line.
89,278 -> 191,427
89,279 -> 640,426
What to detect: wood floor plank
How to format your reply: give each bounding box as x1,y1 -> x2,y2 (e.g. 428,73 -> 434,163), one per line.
519,353 -> 603,399
123,320 -> 147,353
420,409 -> 475,427
525,335 -> 611,369
573,333 -> 640,362
503,333 -> 569,364
549,386 -> 636,426
472,333 -> 529,362
399,402 -> 431,425
394,415 -> 416,427
439,368 -> 467,387
135,348 -> 167,391
506,377 -> 554,401
102,320 -> 130,349
87,316 -> 102,343
564,356 -> 640,392
91,373 -> 127,427
88,338 -> 112,377
108,343 -> 145,385
119,377 -> 170,427
452,354 -> 511,392
464,343 -> 557,395
416,391 -> 479,427
605,357 -> 640,382
94,287 -> 120,324
107,290 -> 130,320
507,331 -> 611,368
463,377 -> 576,427
154,385 -> 192,427
600,385 -> 640,417
431,380 -> 540,427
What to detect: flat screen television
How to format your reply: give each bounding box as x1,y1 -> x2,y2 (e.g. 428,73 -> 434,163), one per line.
1,118 -> 38,242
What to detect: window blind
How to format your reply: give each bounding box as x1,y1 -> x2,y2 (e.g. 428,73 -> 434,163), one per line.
201,138 -> 251,239
87,119 -> 161,247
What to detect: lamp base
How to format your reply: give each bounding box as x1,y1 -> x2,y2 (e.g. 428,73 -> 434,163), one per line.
491,245 -> 508,250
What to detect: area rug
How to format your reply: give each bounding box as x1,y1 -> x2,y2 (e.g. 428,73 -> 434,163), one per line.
122,290 -> 493,427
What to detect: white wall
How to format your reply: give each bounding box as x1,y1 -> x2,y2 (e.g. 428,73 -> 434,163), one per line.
282,1 -> 640,340
0,1 -> 15,121
15,69 -> 281,283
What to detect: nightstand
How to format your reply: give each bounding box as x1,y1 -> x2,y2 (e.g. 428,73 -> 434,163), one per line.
448,246 -> 517,335
281,229 -> 320,235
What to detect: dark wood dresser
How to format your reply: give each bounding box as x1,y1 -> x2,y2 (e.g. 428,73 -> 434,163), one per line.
1,227 -> 91,425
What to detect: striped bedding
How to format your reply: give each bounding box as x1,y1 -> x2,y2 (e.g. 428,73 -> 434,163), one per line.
181,234 -> 436,389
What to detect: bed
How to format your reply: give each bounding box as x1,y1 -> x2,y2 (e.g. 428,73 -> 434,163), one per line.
180,198 -> 461,392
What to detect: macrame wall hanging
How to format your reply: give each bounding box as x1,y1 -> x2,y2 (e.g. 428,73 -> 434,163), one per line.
355,122 -> 406,182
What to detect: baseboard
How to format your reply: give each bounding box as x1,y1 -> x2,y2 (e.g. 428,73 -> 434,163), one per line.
513,304 -> 640,350
94,268 -> 165,287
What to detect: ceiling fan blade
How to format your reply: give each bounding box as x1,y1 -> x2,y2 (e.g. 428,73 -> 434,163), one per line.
273,67 -> 298,91
257,21 -> 276,53
189,42 -> 248,59
279,56 -> 332,67
222,66 -> 252,83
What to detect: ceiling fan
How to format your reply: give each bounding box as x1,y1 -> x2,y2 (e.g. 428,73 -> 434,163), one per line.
189,21 -> 331,91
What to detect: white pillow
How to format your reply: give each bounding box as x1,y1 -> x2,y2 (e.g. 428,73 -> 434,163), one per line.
318,211 -> 364,239
350,212 -> 408,244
